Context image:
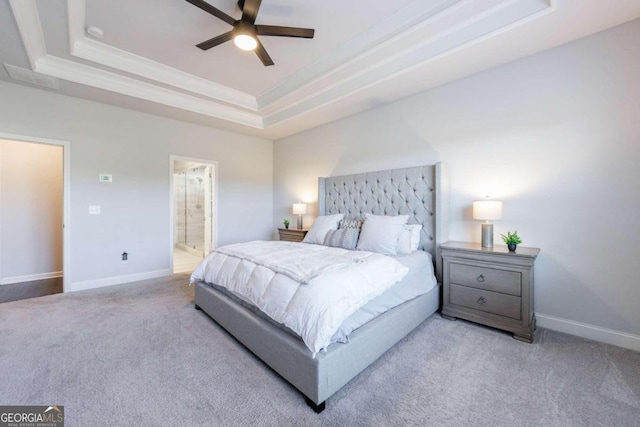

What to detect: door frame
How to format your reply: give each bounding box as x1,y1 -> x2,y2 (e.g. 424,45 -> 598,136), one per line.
0,132 -> 70,292
169,155 -> 218,272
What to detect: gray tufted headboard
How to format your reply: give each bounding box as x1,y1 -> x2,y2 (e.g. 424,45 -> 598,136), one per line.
318,163 -> 449,281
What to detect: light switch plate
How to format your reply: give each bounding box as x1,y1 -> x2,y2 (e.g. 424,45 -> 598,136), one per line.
89,205 -> 101,214
99,174 -> 113,183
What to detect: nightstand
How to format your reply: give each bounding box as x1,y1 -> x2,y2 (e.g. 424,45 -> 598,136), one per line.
278,228 -> 308,242
441,242 -> 540,343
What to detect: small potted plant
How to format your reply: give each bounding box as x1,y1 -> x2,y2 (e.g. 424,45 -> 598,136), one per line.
283,219 -> 290,229
501,231 -> 522,252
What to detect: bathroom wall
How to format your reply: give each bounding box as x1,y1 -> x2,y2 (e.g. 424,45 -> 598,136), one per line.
0,139 -> 63,284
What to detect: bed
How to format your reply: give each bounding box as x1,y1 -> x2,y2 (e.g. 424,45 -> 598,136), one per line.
192,163 -> 449,412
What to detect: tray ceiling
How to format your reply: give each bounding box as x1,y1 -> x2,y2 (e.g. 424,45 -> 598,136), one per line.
2,0 -> 640,139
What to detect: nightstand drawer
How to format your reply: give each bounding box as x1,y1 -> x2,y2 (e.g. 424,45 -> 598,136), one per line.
449,284 -> 521,320
278,228 -> 308,242
450,263 -> 521,296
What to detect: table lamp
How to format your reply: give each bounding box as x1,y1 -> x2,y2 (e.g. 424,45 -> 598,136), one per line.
473,197 -> 503,248
293,202 -> 307,229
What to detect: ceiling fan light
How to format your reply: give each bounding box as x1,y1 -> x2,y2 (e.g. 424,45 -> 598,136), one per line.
234,34 -> 257,51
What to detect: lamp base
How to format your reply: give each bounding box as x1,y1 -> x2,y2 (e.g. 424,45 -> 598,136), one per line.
297,214 -> 303,230
481,223 -> 494,248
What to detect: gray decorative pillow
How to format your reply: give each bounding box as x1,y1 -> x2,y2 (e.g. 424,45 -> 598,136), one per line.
324,228 -> 360,250
339,219 -> 363,229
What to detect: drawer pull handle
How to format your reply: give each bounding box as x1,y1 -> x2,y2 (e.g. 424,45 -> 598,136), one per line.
477,297 -> 486,305
477,274 -> 485,282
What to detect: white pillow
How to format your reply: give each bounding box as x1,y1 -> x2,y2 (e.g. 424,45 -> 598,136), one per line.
356,214 -> 409,255
302,214 -> 344,245
397,224 -> 422,255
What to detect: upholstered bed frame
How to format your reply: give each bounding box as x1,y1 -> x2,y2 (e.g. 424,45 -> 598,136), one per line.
194,163 -> 449,412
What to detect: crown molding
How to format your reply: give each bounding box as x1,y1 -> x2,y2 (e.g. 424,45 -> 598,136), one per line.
71,38 -> 258,111
10,0 -> 262,128
256,0 -> 466,110
66,0 -> 257,111
262,0 -> 554,126
35,55 -> 264,128
8,0 -> 554,134
8,0 -> 47,68
66,0 -> 85,52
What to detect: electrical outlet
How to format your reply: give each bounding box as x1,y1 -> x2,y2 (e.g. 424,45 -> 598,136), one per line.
122,252 -> 128,263
89,205 -> 101,215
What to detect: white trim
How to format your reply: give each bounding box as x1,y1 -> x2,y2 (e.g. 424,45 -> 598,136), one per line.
9,0 -> 557,132
257,0 -> 466,109
0,132 -> 70,294
71,39 -> 258,111
34,55 -> 264,129
536,313 -> 640,353
262,0 -> 554,126
7,0 -> 47,69
67,0 -> 86,54
67,269 -> 172,292
169,156 -> 218,274
66,0 -> 256,110
1,271 -> 63,285
66,0 -> 85,52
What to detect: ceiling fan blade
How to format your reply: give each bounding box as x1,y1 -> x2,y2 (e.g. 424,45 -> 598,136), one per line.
255,25 -> 315,38
254,39 -> 274,66
196,31 -> 234,50
241,0 -> 262,25
185,0 -> 236,26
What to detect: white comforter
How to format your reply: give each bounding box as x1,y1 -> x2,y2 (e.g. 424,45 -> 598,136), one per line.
190,241 -> 408,355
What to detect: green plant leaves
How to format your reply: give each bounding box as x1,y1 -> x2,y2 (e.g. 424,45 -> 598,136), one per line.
500,231 -> 522,245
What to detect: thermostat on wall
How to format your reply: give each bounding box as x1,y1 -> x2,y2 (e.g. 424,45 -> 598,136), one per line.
99,174 -> 113,183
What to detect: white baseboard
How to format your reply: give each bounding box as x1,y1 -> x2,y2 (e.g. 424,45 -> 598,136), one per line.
0,271 -> 63,285
536,313 -> 640,353
66,269 -> 172,292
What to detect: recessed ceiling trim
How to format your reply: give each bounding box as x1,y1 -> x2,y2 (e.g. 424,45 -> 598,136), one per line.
7,0 -> 559,134
4,63 -> 59,90
71,38 -> 258,111
67,0 -> 85,51
263,0 -> 554,126
256,0 -> 466,110
259,0 -> 507,116
35,55 -> 264,128
66,0 -> 256,111
8,0 -> 47,69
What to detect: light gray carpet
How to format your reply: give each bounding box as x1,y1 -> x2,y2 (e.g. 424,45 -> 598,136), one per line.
0,274 -> 639,426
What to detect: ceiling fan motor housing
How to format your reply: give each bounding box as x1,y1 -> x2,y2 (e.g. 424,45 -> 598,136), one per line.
187,0 -> 315,66
234,20 -> 257,38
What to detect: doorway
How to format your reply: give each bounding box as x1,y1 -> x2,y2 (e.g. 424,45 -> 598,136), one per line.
0,134 -> 69,302
170,157 -> 217,274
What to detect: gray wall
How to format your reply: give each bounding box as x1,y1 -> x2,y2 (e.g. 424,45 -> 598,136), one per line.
0,139 -> 63,282
273,20 -> 640,340
0,81 -> 273,290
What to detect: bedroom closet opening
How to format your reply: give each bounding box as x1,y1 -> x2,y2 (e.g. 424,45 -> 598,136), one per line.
171,158 -> 216,274
0,138 -> 64,303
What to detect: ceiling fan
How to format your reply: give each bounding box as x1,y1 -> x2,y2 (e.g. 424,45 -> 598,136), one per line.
185,0 -> 315,66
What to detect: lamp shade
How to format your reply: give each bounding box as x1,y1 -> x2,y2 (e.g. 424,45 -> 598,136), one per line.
473,200 -> 503,221
292,202 -> 307,215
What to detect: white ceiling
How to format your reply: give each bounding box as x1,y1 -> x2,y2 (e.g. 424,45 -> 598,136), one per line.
2,0 -> 640,140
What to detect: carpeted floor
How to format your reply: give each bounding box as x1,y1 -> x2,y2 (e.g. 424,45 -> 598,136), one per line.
0,274 -> 639,426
